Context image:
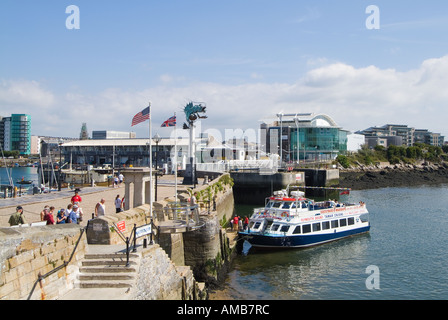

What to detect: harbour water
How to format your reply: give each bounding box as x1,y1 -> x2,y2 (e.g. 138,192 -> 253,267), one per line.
219,184 -> 448,300
0,167 -> 38,186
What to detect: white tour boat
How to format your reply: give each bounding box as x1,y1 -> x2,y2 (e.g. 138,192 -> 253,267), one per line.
238,189 -> 370,249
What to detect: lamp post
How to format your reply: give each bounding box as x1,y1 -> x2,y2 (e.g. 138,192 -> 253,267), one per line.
58,139 -> 63,191
153,133 -> 161,201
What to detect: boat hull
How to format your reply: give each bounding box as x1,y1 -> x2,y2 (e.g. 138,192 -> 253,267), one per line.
239,225 -> 370,249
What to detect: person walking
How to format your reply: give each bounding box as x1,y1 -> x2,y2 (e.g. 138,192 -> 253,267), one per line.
95,198 -> 106,217
9,206 -> 26,226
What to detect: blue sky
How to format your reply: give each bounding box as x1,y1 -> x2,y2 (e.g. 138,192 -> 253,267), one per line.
1,1 -> 448,140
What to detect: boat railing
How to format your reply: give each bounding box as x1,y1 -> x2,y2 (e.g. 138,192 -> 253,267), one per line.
252,207 -> 297,220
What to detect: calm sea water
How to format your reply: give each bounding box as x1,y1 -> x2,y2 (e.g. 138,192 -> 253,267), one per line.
0,167 -> 38,186
221,184 -> 448,300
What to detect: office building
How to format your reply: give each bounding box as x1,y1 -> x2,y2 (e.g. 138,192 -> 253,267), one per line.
358,124 -> 444,148
261,113 -> 349,163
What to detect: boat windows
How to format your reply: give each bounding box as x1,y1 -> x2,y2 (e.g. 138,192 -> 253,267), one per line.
348,217 -> 355,225
340,218 -> 347,227
272,202 -> 282,208
280,225 -> 290,233
312,223 -> 321,232
331,220 -> 339,228
282,202 -> 292,209
322,221 -> 330,230
293,226 -> 301,234
253,222 -> 261,229
301,202 -> 308,209
302,224 -> 312,234
271,224 -> 280,232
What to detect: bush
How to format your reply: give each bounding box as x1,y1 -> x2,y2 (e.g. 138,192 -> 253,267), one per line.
336,155 -> 351,168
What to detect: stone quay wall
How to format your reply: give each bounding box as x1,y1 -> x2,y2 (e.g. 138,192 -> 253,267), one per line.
0,224 -> 86,300
86,204 -> 150,245
133,245 -> 205,300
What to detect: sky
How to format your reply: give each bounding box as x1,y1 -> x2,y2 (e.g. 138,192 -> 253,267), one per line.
1,0 -> 448,141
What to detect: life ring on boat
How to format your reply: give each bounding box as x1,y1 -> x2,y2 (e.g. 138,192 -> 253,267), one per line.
281,211 -> 289,218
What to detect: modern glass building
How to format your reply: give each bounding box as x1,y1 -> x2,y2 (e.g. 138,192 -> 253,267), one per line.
262,114 -> 348,163
0,114 -> 31,155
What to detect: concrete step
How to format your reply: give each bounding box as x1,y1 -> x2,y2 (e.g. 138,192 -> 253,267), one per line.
84,253 -> 140,260
79,266 -> 137,273
79,274 -> 135,281
81,259 -> 137,267
76,251 -> 141,290
77,280 -> 134,289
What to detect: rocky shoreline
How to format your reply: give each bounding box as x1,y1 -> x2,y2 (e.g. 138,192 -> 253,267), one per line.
339,162 -> 448,190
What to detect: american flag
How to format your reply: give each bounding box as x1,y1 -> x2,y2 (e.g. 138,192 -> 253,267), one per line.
131,106 -> 150,126
161,115 -> 176,127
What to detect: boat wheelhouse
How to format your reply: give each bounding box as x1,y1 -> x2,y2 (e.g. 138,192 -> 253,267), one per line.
238,189 -> 370,249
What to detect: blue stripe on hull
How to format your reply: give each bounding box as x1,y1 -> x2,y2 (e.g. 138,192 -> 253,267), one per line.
240,226 -> 370,248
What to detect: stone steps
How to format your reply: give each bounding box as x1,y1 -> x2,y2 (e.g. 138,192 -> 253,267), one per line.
76,252 -> 140,289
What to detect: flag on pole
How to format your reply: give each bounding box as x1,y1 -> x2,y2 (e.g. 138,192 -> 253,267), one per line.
131,106 -> 150,126
161,115 -> 176,127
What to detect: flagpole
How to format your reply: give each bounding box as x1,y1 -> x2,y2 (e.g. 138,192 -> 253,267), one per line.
174,112 -> 178,202
148,102 -> 153,219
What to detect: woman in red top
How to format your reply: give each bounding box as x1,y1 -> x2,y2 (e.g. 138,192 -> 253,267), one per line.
43,210 -> 55,225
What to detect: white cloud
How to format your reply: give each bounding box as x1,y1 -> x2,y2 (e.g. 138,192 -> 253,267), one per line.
0,79 -> 55,109
4,55 -> 448,139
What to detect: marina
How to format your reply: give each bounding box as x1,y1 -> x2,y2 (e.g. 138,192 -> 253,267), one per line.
213,184 -> 448,300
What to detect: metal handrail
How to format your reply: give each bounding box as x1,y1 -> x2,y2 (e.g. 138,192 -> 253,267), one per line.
27,227 -> 86,300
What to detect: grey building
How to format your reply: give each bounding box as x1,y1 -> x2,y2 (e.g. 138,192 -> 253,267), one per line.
92,130 -> 136,140
358,124 -> 444,147
60,138 -> 190,169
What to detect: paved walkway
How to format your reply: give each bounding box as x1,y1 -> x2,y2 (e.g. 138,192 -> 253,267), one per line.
0,175 -> 197,227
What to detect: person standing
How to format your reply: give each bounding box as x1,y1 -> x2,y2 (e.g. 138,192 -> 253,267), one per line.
40,205 -> 50,221
115,195 -> 122,213
9,206 -> 26,226
95,198 -> 106,217
71,189 -> 82,205
56,209 -> 67,224
67,207 -> 78,224
72,204 -> 83,223
43,209 -> 55,225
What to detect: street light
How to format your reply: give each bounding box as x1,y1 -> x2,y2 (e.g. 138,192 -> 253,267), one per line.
153,133 -> 161,201
58,139 -> 63,191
